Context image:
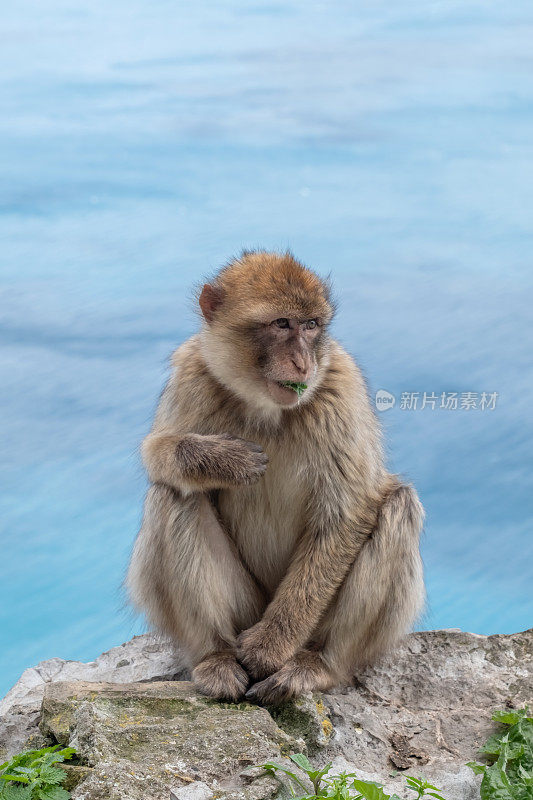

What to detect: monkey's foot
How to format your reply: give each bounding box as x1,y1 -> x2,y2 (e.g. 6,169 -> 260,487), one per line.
236,620 -> 294,679
245,650 -> 334,705
192,651 -> 249,702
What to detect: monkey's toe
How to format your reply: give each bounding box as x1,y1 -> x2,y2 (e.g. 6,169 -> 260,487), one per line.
245,674 -> 293,705
245,651 -> 335,705
192,651 -> 249,702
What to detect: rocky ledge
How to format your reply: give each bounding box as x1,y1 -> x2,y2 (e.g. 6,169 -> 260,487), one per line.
0,629 -> 531,800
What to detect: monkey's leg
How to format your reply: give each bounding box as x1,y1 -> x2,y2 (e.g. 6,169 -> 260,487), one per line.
127,484 -> 265,701
247,484 -> 424,704
319,484 -> 425,676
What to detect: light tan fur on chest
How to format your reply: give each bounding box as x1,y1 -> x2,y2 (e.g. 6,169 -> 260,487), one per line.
217,443 -> 307,595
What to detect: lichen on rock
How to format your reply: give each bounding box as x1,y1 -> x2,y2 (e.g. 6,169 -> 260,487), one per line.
267,694 -> 334,753
39,680 -> 302,800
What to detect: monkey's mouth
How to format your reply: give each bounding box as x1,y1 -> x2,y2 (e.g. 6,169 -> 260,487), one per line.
267,379 -> 305,406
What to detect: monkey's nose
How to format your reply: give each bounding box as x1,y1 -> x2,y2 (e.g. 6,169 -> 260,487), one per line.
290,356 -> 308,376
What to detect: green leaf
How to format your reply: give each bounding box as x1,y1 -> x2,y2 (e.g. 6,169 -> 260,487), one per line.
0,745 -> 75,800
7,770 -> 34,778
37,787 -> 70,800
467,762 -> 487,776
506,743 -> 525,762
0,786 -> 33,800
281,382 -> 308,397
492,711 -> 522,726
480,764 -> 514,800
40,749 -> 75,767
289,754 -> 314,774
315,763 -> 333,779
351,779 -> 390,800
469,706 -> 533,799
39,767 -> 65,786
517,765 -> 533,785
256,762 -> 309,793
480,735 -> 505,758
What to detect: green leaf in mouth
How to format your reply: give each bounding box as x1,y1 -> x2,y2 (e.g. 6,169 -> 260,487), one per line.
281,381 -> 307,397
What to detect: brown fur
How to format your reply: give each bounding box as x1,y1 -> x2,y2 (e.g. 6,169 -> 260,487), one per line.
127,251 -> 425,703
192,650 -> 249,702
245,651 -> 333,704
212,251 -> 334,323
176,434 -> 268,489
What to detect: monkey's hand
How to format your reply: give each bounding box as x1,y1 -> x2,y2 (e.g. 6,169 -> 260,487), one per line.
175,433 -> 268,489
236,620 -> 294,680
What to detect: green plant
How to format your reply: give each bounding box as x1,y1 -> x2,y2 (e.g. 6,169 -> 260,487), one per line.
403,777 -> 447,800
256,752 -> 447,800
467,707 -> 533,799
0,745 -> 76,800
281,382 -> 307,397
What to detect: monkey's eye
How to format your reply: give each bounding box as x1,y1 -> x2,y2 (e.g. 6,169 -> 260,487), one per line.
274,318 -> 290,329
305,319 -> 318,330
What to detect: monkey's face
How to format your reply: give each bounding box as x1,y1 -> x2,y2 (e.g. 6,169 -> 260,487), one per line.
198,252 -> 334,414
254,316 -> 325,407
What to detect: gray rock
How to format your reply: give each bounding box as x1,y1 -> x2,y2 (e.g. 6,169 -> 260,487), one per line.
1,628 -> 531,800
321,628 -> 532,798
171,780 -> 213,800
39,680 -> 299,800
0,633 -> 187,756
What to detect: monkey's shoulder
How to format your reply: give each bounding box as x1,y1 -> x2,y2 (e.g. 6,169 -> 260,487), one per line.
325,340 -> 365,385
170,335 -> 203,372
166,335 -> 245,429
161,336 -> 220,420
316,340 -> 371,410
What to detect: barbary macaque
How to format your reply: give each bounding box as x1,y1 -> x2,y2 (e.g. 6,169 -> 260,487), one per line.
127,251 -> 424,703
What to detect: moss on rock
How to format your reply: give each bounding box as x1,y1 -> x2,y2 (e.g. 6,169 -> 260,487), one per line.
268,694 -> 333,754
40,681 -> 304,800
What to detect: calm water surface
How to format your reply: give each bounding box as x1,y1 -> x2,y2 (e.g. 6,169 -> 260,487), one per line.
1,0 -> 532,697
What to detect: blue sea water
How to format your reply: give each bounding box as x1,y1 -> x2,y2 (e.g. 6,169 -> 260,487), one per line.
1,0 -> 532,699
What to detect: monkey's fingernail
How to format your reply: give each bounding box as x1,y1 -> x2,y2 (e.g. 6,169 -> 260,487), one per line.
245,688 -> 257,701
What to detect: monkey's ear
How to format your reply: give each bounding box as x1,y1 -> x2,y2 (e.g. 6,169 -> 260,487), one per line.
199,283 -> 224,323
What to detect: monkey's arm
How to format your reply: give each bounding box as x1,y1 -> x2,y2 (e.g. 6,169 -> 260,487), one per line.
142,431 -> 268,493
236,519 -> 373,677
141,341 -> 268,493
